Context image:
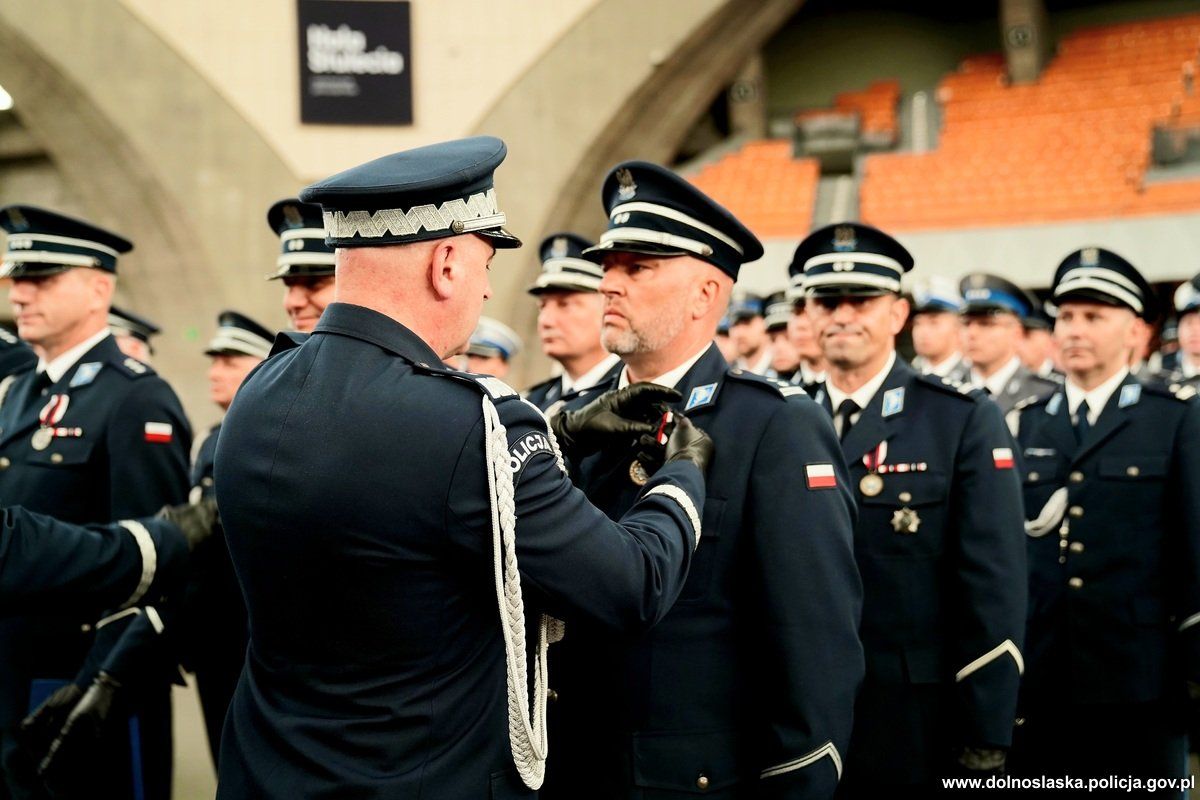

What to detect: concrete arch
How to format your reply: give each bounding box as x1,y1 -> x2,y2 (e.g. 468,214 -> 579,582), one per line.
0,0 -> 300,424
473,0 -> 802,385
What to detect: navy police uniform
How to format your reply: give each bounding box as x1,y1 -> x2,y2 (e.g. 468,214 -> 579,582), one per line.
0,206 -> 191,800
1010,248 -> 1200,790
959,273 -> 1059,416
794,224 -> 1027,792
213,138 -> 706,800
1161,275 -> 1200,393
524,232 -> 621,411
544,162 -> 863,800
0,507 -> 188,615
108,305 -> 161,356
909,275 -> 972,385
0,330 -> 34,381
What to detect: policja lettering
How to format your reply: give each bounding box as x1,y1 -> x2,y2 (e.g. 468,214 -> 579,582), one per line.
508,431 -> 552,478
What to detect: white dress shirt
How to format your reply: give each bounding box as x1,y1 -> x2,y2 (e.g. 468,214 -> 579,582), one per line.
1064,367 -> 1129,426
36,328 -> 111,383
926,352 -> 966,378
972,355 -> 1021,397
734,349 -> 773,376
561,353 -> 621,395
826,351 -> 897,436
617,345 -> 712,391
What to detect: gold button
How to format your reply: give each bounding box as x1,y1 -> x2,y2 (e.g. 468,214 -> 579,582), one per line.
1068,506 -> 1083,519
1069,541 -> 1084,553
1027,472 -> 1039,482
0,457 -> 10,469
202,477 -> 214,487
696,775 -> 710,791
80,623 -> 92,633
898,491 -> 912,503
50,453 -> 63,464
547,689 -> 558,702
1059,539 -> 1068,549
1069,471 -> 1084,483
1068,577 -> 1084,589
1126,466 -> 1139,477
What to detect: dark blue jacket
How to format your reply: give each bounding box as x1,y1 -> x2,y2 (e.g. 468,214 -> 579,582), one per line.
1015,373 -> 1200,703
213,303 -> 704,800
811,357 -> 1026,784
545,344 -> 863,800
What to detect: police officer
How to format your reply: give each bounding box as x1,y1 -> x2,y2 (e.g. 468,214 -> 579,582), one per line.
0,502 -> 214,614
267,198 -> 336,333
764,290 -> 800,381
1164,274 -> 1200,391
465,316 -> 522,378
108,306 -> 160,363
786,273 -> 828,389
727,291 -> 773,374
544,162 -> 863,800
1010,247 -> 1200,793
524,232 -> 621,411
0,205 -> 192,800
795,223 -> 1027,793
213,137 -> 713,799
1019,307 -> 1060,379
910,275 -> 971,383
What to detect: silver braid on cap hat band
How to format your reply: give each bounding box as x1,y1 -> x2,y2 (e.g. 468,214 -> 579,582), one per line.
323,188 -> 506,239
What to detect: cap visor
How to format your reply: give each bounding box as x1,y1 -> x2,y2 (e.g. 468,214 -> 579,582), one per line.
581,240 -> 688,263
1,262 -> 75,279
478,228 -> 522,249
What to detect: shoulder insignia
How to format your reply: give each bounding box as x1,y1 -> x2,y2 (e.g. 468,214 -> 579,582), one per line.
270,331 -> 307,355
1046,392 -> 1063,415
1118,383 -> 1141,408
882,386 -> 905,416
475,375 -> 517,400
1012,394 -> 1041,413
0,329 -> 17,346
686,382 -> 719,410
1141,380 -> 1197,403
110,357 -> 156,379
1175,384 -> 1198,401
123,357 -> 147,375
915,371 -> 977,401
725,369 -> 787,398
69,362 -> 103,388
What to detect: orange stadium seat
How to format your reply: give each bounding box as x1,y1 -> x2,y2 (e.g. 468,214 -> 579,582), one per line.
689,141 -> 820,238
862,13 -> 1200,230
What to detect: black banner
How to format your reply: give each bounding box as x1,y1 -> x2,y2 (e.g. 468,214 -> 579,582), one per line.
298,0 -> 412,125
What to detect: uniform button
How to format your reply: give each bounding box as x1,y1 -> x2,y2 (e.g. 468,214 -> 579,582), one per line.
1126,466 -> 1140,477
898,491 -> 912,503
1069,541 -> 1084,553
202,477 -> 214,487
50,453 -> 63,464
1068,506 -> 1083,519
80,623 -> 92,633
547,689 -> 558,702
1069,471 -> 1084,483
1068,577 -> 1084,589
1059,539 -> 1068,549
696,775 -> 710,791
1027,472 -> 1039,482
0,457 -> 10,470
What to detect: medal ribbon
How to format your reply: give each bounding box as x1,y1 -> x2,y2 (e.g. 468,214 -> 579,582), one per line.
862,440 -> 887,472
38,394 -> 69,428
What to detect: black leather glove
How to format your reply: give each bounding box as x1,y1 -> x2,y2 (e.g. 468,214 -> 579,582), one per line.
15,682 -> 83,768
664,415 -> 714,473
156,496 -> 219,552
36,671 -> 123,795
955,745 -> 1007,776
551,383 -> 681,457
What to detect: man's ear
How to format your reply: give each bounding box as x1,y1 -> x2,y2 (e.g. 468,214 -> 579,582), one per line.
91,272 -> 116,313
890,296 -> 911,335
429,240 -> 456,301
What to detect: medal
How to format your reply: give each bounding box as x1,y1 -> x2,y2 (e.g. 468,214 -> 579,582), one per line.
891,507 -> 921,535
861,441 -> 887,497
31,427 -> 53,451
859,473 -> 884,497
629,460 -> 649,486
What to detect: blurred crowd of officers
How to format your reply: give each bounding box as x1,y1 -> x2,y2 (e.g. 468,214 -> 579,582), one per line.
0,133 -> 1197,800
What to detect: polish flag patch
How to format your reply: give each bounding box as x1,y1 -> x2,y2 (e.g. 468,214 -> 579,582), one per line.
805,463 -> 838,490
992,448 -> 1014,470
144,422 -> 173,444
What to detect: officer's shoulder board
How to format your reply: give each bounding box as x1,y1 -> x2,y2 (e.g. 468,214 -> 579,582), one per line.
916,371 -> 980,402
413,361 -> 524,403
270,331 -> 308,356
108,354 -> 157,380
725,368 -> 810,402
1144,379 -> 1198,404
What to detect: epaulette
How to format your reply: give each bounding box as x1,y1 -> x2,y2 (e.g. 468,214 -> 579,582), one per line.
917,371 -> 980,401
726,368 -> 807,400
109,355 -> 156,380
1143,380 -> 1197,403
269,331 -> 307,356
1011,394 -> 1044,413
412,362 -> 522,402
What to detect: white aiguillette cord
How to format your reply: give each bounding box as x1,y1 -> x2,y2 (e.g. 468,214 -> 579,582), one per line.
481,395 -> 565,790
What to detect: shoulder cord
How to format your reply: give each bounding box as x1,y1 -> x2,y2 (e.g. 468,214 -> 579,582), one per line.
0,374 -> 17,414
481,395 -> 566,789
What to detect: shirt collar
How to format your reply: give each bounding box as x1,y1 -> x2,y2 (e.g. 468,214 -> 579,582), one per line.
798,362 -> 827,385
1182,354 -> 1199,379
617,344 -> 711,391
1065,366 -> 1130,425
561,353 -> 621,394
927,352 -> 964,377
827,350 -> 897,414
973,355 -> 1021,396
36,328 -> 111,383
734,349 -> 773,376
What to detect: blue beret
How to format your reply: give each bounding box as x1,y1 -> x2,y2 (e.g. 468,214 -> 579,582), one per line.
529,232 -> 601,295
959,273 -> 1037,319
299,136 -> 521,250
790,222 -> 913,297
583,161 -> 763,279
1,205 -> 132,277
205,310 -> 274,359
266,198 -> 336,280
467,316 -> 522,361
108,306 -> 161,344
1051,247 -> 1155,321
911,275 -> 962,314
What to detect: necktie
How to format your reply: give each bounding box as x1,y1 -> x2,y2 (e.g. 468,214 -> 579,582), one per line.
1073,400 -> 1091,443
837,399 -> 860,441
25,370 -> 52,415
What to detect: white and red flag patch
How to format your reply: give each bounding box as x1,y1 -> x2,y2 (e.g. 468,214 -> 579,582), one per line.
805,463 -> 838,489
144,422 -> 173,444
992,448 -> 1014,469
